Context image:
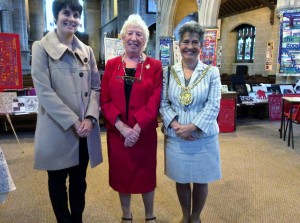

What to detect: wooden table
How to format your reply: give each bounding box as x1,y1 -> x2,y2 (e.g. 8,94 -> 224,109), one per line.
279,97 -> 300,148
0,113 -> 37,132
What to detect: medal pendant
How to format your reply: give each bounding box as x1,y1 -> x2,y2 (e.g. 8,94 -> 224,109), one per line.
179,90 -> 192,106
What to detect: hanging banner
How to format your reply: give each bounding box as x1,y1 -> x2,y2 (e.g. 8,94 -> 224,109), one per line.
159,37 -> 173,67
200,29 -> 218,66
0,33 -> 23,90
277,10 -> 300,76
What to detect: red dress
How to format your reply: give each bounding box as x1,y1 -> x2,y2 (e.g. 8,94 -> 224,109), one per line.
100,56 -> 162,193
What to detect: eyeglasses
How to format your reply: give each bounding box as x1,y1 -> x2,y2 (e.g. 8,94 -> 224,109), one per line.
116,75 -> 142,85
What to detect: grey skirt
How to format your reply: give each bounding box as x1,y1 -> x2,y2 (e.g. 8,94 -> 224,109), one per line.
165,134 -> 222,183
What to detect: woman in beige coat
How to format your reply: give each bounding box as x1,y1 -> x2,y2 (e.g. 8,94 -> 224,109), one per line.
31,1 -> 102,222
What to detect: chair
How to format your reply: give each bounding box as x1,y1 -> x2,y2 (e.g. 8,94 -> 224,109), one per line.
284,102 -> 300,148
281,94 -> 299,140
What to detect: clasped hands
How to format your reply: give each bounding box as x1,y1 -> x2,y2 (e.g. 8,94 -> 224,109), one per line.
73,119 -> 93,138
115,119 -> 141,148
171,121 -> 197,141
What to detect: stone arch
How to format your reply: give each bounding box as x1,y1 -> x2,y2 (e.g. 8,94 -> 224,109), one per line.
156,0 -> 222,57
230,22 -> 255,32
157,0 -> 221,36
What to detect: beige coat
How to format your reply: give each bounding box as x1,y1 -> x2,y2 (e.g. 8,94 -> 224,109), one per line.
31,30 -> 102,170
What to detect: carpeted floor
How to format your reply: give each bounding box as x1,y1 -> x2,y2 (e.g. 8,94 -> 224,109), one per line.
1,118 -> 300,223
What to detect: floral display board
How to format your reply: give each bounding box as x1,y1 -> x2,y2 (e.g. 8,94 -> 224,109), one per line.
0,33 -> 22,90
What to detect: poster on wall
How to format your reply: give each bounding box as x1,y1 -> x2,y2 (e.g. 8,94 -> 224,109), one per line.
265,41 -> 274,71
0,33 -> 23,90
200,29 -> 218,66
104,37 -> 124,64
159,37 -> 173,67
173,41 -> 181,64
277,10 -> 300,76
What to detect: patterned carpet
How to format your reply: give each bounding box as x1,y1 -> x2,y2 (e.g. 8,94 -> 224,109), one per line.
1,118 -> 300,223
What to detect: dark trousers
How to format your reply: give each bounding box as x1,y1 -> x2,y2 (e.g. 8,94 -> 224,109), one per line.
47,138 -> 89,223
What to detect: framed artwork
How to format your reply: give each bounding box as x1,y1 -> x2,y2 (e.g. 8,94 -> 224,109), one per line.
147,0 -> 157,13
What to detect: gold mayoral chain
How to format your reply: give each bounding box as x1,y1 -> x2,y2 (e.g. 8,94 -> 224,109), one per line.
170,66 -> 211,106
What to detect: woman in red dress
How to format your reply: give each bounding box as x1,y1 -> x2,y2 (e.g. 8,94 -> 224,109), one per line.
100,14 -> 162,223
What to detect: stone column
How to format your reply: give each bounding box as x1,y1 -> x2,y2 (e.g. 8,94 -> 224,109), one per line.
198,0 -> 221,28
12,0 -> 31,74
117,0 -> 131,33
0,0 -> 13,33
28,0 -> 44,42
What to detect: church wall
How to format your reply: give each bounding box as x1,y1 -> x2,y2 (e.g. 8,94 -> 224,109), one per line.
218,7 -> 280,76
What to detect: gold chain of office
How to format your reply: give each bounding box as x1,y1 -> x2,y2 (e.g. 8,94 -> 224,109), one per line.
170,66 -> 211,106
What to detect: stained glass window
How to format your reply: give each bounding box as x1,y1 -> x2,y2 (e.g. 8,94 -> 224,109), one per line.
236,25 -> 255,62
45,0 -> 85,32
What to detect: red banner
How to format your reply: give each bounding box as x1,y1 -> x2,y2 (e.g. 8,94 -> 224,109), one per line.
268,94 -> 283,122
218,99 -> 236,133
0,33 -> 22,90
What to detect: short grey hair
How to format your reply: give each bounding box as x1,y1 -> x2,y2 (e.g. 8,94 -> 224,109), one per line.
178,21 -> 205,45
120,14 -> 149,51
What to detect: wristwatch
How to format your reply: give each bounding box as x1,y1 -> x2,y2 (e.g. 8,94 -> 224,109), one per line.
87,116 -> 97,125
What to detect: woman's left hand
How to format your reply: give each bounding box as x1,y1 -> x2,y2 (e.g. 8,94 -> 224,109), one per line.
76,119 -> 93,138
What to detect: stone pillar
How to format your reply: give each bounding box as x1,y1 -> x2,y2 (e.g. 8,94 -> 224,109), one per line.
198,0 -> 221,28
28,0 -> 44,42
12,0 -> 31,74
0,0 -> 13,33
276,0 -> 300,83
117,0 -> 131,33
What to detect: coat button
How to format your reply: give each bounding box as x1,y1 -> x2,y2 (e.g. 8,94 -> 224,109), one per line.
84,58 -> 88,62
85,92 -> 88,97
79,72 -> 84,77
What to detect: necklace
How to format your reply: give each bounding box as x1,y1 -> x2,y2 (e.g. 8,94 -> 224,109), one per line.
170,65 -> 211,106
120,54 -> 144,85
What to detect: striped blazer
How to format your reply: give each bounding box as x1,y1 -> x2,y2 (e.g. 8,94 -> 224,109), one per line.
159,60 -> 221,138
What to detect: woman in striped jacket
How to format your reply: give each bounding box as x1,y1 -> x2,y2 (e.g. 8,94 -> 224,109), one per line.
159,21 -> 222,223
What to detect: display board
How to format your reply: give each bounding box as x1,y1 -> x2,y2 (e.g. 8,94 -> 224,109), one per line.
0,33 -> 22,90
104,37 -> 124,64
277,10 -> 300,76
